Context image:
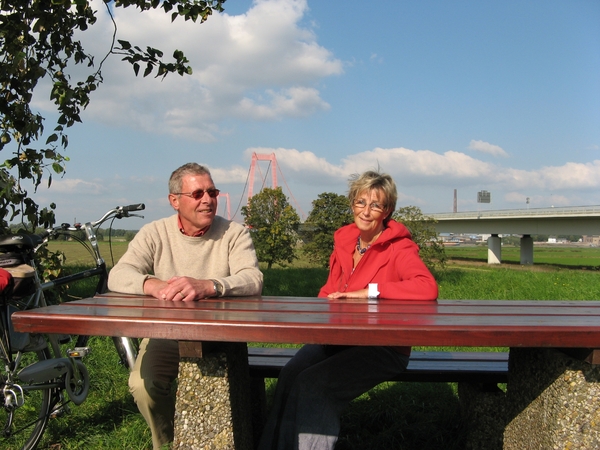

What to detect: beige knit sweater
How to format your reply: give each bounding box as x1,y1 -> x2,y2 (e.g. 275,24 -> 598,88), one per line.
108,214 -> 263,297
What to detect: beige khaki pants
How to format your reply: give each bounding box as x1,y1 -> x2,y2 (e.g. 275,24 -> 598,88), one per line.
129,338 -> 179,450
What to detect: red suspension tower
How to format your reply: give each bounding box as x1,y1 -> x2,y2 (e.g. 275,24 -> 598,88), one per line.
248,152 -> 277,200
218,192 -> 231,220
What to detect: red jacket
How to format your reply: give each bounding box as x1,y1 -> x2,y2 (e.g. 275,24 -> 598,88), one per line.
0,268 -> 13,295
318,219 -> 438,301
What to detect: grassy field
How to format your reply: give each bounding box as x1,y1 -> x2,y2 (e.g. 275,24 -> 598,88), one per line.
46,240 -> 131,268
445,244 -> 600,268
11,245 -> 600,450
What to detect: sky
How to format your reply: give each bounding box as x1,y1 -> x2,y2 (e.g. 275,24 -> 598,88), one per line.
22,0 -> 600,228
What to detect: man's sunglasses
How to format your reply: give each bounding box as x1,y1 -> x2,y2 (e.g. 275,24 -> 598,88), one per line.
174,188 -> 220,200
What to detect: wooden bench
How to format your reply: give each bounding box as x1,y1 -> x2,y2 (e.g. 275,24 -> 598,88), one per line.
247,346 -> 509,384
246,346 -> 509,439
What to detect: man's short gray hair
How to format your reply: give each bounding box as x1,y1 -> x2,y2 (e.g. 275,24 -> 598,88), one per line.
169,163 -> 212,194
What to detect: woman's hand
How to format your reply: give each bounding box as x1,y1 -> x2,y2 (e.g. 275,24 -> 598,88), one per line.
327,289 -> 368,299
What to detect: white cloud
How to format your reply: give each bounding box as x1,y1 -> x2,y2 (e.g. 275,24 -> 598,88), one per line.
210,165 -> 251,184
48,178 -> 107,194
537,161 -> 600,190
33,145 -> 600,224
236,87 -> 330,120
468,140 -> 509,157
370,53 -> 383,64
239,146 -> 600,195
341,147 -> 495,183
49,0 -> 343,142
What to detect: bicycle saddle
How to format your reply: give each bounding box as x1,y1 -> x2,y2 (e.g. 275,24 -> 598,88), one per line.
0,234 -> 44,250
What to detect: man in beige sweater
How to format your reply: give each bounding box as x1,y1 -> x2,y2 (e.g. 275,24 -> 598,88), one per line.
108,162 -> 263,449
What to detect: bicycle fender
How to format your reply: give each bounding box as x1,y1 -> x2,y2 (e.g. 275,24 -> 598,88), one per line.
17,357 -> 71,384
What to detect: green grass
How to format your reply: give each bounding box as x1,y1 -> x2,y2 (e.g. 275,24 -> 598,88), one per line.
17,245 -> 600,450
445,244 -> 600,268
47,240 -> 130,268
436,266 -> 600,300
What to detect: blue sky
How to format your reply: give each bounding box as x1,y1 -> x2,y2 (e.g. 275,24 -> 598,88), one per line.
25,0 -> 600,228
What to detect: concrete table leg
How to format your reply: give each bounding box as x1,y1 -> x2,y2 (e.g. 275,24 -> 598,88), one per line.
173,342 -> 254,450
504,348 -> 600,449
461,348 -> 600,449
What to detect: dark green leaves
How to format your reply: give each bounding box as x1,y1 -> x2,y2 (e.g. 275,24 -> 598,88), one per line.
242,187 -> 301,269
1,0 -> 225,233
116,42 -> 192,79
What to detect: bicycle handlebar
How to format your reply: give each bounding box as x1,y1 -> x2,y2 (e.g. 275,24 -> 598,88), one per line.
44,203 -> 145,236
94,203 -> 145,226
121,203 -> 145,213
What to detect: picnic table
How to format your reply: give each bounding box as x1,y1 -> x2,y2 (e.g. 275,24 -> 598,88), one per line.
12,294 -> 600,450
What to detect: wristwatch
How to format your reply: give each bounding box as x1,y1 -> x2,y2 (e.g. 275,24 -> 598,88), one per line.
211,279 -> 223,297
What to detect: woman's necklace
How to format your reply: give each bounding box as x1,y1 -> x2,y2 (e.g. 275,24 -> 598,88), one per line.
356,230 -> 384,256
356,236 -> 370,255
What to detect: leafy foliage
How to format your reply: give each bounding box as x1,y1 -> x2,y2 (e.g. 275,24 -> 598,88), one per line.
302,192 -> 353,267
0,0 -> 225,233
393,205 -> 447,271
242,187 -> 301,269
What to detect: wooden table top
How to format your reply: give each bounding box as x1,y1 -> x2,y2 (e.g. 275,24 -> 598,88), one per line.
11,294 -> 600,349
12,293 -> 600,348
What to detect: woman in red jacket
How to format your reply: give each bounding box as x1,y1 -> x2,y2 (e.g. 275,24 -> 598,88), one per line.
258,170 -> 438,450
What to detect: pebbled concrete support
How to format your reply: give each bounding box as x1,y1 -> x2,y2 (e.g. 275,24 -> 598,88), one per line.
173,342 -> 253,450
461,348 -> 600,449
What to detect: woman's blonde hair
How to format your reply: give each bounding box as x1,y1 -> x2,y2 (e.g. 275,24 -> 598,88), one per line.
348,170 -> 397,223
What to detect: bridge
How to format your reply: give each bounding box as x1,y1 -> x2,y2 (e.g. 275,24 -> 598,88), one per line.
428,206 -> 600,265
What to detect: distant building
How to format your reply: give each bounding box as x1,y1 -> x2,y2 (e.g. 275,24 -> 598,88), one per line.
582,235 -> 600,246
548,236 -> 568,244
439,233 -> 486,245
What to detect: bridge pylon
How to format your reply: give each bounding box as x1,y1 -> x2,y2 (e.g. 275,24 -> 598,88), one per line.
248,152 -> 277,200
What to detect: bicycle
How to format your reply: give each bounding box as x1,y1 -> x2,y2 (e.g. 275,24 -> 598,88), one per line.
0,203 -> 144,449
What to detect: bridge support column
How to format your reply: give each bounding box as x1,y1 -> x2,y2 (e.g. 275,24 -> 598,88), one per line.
520,235 -> 533,265
488,234 -> 501,264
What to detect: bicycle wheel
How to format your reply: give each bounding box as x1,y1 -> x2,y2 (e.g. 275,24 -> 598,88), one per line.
0,347 -> 53,450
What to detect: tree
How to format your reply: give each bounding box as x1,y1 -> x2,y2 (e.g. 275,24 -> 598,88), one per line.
124,230 -> 137,242
242,187 -> 300,269
302,192 -> 352,267
0,0 -> 225,234
393,205 -> 447,271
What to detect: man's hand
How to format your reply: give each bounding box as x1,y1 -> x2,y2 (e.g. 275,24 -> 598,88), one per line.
144,276 -> 216,301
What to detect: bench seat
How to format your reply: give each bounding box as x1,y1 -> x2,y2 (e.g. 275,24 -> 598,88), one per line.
248,347 -> 509,384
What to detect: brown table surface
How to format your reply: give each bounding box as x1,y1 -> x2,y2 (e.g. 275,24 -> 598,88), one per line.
11,293 -> 600,349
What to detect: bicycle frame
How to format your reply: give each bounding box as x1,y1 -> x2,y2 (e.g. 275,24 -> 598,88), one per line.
0,203 -> 144,448
38,206 -> 144,369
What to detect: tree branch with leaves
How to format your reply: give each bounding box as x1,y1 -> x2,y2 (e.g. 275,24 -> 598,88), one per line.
0,0 -> 225,233
302,192 -> 353,268
393,205 -> 447,271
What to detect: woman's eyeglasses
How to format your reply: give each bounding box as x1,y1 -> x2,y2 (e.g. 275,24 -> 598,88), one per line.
353,199 -> 386,213
175,188 -> 220,200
